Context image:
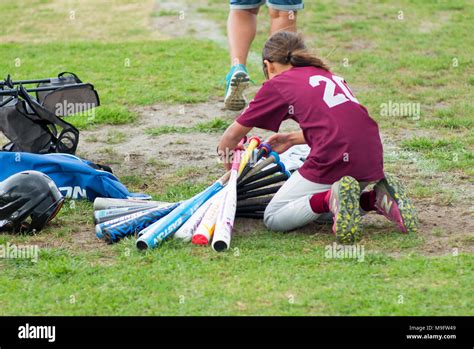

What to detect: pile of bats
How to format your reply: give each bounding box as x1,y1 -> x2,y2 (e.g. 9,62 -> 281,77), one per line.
94,136 -> 291,252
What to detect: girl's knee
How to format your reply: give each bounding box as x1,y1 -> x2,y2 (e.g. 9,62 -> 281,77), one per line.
263,207 -> 290,232
263,211 -> 279,231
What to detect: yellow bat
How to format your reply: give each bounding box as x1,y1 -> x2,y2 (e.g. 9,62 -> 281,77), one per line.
238,136 -> 261,175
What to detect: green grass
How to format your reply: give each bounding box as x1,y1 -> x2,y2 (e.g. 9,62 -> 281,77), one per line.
1,237 -> 472,315
0,0 -> 472,316
401,136 -> 474,175
408,180 -> 457,206
153,10 -> 179,17
146,125 -> 188,136
106,130 -> 127,145
147,117 -> 232,135
0,40 -> 228,129
1,168 -> 472,315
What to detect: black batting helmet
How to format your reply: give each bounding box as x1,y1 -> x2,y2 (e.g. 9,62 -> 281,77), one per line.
0,171 -> 64,233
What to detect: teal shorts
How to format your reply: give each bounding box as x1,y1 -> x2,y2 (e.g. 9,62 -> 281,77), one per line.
230,0 -> 304,11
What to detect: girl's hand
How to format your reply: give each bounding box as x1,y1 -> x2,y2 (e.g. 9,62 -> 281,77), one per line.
218,122 -> 252,171
223,161 -> 232,171
267,133 -> 294,154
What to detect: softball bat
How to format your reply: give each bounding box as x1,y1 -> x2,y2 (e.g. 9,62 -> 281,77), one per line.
191,196 -> 222,245
101,203 -> 179,243
95,207 -> 157,239
95,203 -> 178,240
238,151 -> 280,184
236,185 -> 282,201
94,205 -> 157,224
236,205 -> 268,213
238,162 -> 286,188
236,196 -> 274,208
136,172 -> 230,250
238,136 -> 261,175
235,212 -> 264,219
212,149 -> 241,252
174,190 -> 223,242
238,143 -> 271,181
237,171 -> 290,194
93,197 -> 169,211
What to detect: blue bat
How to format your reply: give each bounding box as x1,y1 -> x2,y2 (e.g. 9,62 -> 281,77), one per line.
101,203 -> 180,243
136,172 -> 230,250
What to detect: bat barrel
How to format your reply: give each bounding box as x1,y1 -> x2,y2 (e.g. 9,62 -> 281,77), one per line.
212,240 -> 228,252
136,181 -> 224,250
136,240 -> 148,250
238,162 -> 286,188
237,196 -> 273,208
174,197 -> 215,242
94,205 -> 154,224
93,198 -> 164,211
237,185 -> 282,200
237,172 -> 290,194
212,150 -> 241,252
236,204 -> 268,213
236,212 -> 264,219
98,203 -> 179,243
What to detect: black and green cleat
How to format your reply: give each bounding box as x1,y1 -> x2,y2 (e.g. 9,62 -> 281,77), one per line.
329,176 -> 362,244
374,174 -> 419,234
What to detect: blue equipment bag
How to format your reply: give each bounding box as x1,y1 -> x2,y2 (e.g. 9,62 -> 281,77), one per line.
0,152 -> 150,201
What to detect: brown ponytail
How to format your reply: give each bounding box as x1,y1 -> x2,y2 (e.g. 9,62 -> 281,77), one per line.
262,31 -> 329,71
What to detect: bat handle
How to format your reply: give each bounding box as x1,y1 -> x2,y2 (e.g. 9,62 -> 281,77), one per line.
248,136 -> 261,148
238,136 -> 261,174
258,142 -> 272,156
231,149 -> 241,171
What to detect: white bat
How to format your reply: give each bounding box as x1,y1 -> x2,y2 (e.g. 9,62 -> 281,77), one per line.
212,149 -> 241,252
135,171 -> 231,250
174,191 -> 222,242
93,198 -> 170,211
191,194 -> 223,245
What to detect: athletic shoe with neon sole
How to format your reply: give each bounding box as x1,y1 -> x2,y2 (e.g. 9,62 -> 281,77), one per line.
224,64 -> 250,111
374,174 -> 418,234
329,176 -> 362,244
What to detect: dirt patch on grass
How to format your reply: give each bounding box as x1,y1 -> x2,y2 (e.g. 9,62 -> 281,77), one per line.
152,0 -> 262,66
79,98 -> 233,176
37,226 -> 105,252
381,137 -> 474,255
78,97 -> 299,179
419,11 -> 452,33
152,0 -> 226,45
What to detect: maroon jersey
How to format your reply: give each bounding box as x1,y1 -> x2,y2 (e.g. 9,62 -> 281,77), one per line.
237,66 -> 384,184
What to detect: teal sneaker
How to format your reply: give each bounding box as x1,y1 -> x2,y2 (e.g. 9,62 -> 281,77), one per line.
224,64 -> 250,111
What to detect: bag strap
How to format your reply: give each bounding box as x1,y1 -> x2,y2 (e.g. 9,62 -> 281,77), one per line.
87,162 -> 114,174
58,72 -> 82,83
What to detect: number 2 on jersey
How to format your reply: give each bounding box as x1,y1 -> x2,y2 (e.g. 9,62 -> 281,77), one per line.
309,75 -> 359,108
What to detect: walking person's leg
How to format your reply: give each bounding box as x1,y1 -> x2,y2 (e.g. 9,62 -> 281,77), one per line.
268,8 -> 297,34
267,0 -> 304,34
227,8 -> 259,67
225,1 -> 264,111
